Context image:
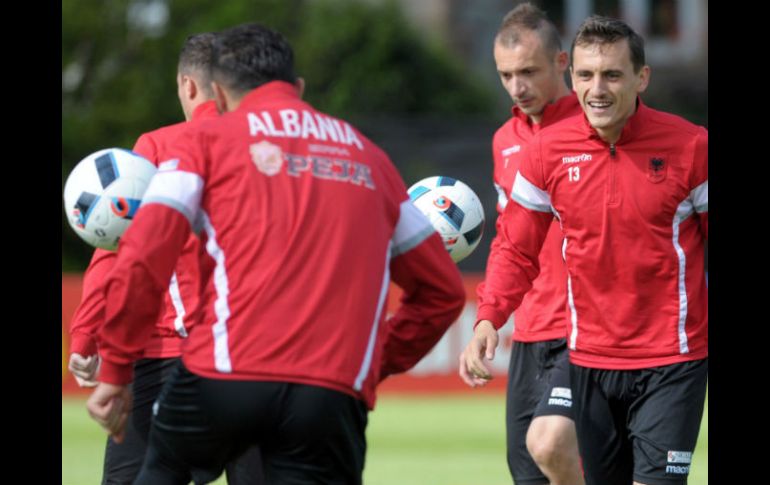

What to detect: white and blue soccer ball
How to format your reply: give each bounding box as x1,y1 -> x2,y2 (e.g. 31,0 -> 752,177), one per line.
408,176 -> 485,263
63,148 -> 157,251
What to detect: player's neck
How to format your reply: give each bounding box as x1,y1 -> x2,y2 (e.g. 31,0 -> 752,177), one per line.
529,83 -> 571,125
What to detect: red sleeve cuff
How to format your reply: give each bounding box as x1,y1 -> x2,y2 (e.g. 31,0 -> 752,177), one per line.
475,307 -> 509,330
69,332 -> 98,356
98,359 -> 134,385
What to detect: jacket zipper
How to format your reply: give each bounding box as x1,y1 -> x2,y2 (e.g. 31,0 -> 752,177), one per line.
608,143 -> 618,205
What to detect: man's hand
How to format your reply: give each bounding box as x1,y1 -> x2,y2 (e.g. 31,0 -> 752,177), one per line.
68,353 -> 101,388
86,382 -> 132,443
458,320 -> 500,388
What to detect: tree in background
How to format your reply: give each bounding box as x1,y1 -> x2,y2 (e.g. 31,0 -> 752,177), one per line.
62,0 -> 494,270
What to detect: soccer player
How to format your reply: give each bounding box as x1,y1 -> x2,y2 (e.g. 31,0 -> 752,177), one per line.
85,22 -> 466,485
457,4 -> 584,485
461,15 -> 707,485
68,32 -> 263,484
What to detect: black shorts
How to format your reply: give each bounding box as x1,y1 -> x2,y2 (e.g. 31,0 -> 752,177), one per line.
135,361 -> 368,485
102,357 -> 179,485
570,359 -> 708,485
102,358 -> 264,485
506,338 -> 573,485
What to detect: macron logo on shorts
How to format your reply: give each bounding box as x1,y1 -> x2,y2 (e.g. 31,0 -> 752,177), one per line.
547,387 -> 572,407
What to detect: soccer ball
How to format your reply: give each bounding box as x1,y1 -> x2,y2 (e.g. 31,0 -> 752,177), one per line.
63,148 -> 157,251
408,176 -> 485,263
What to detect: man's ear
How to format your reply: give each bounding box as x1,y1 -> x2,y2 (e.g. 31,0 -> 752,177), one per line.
555,50 -> 569,72
637,65 -> 651,94
295,77 -> 306,99
212,81 -> 229,114
183,75 -> 198,101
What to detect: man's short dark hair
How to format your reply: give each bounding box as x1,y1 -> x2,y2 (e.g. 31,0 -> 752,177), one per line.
178,32 -> 217,98
212,23 -> 296,94
496,2 -> 562,56
571,16 -> 646,73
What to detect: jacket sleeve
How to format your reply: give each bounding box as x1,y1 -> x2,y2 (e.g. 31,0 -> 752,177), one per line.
97,204 -> 193,384
476,139 -> 554,329
378,200 -> 466,380
690,127 -> 708,240
97,147 -> 205,384
68,249 -> 116,356
476,197 -> 552,329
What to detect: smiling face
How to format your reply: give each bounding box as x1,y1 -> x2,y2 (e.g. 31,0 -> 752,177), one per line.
494,30 -> 568,124
570,39 -> 650,143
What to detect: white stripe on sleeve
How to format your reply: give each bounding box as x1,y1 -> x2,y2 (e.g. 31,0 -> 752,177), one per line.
494,183 -> 508,209
391,200 -> 436,257
142,169 -> 204,229
353,242 -> 392,391
167,272 -> 189,338
672,199 -> 691,354
691,180 -> 707,213
510,172 -> 553,213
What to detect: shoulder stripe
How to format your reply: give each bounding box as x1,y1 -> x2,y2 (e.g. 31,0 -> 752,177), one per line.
392,200 -> 436,257
142,170 -> 203,228
510,172 -> 552,213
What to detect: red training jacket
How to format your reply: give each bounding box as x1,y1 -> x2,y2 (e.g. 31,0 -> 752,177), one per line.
478,99 -> 708,369
97,81 -> 466,409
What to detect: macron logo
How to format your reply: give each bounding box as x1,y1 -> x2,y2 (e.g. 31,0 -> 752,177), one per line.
666,465 -> 690,475
502,145 -> 521,156
547,398 -> 572,407
562,154 -> 592,164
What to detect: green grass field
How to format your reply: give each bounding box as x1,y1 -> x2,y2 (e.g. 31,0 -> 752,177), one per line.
63,393 -> 707,484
